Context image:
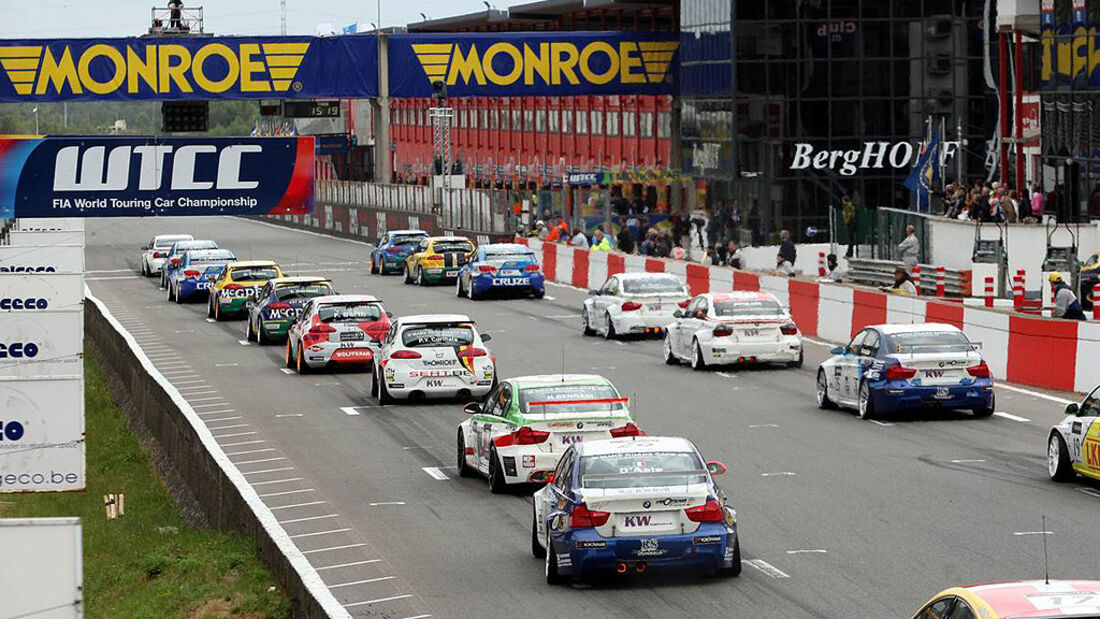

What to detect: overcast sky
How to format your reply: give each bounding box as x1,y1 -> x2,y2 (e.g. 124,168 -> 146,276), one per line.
0,0 -> 497,38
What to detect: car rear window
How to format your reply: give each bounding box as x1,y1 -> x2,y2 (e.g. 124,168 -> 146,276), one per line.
484,249 -> 535,261
621,276 -> 684,295
172,240 -> 217,253
401,325 -> 474,347
276,283 -> 334,300
886,331 -> 972,354
318,302 -> 383,323
392,234 -> 427,246
579,452 -> 707,489
155,235 -> 192,248
434,241 -> 473,253
713,299 -> 784,317
519,384 -> 624,416
188,249 -> 235,262
231,267 -> 279,282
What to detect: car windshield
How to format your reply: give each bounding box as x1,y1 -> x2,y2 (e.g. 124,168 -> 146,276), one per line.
401,325 -> 475,347
230,267 -> 279,282
579,451 -> 707,489
434,241 -> 473,253
519,384 -> 625,416
1086,253 -> 1099,267
621,276 -> 684,295
713,299 -> 785,317
155,235 -> 191,248
275,283 -> 334,301
886,330 -> 973,354
188,249 -> 235,262
318,302 -> 383,323
392,235 -> 427,247
484,249 -> 535,261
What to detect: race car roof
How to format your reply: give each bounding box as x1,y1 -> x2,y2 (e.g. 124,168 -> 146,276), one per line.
428,236 -> 472,243
397,314 -> 473,325
959,580 -> 1100,618
227,260 -> 280,268
617,272 -> 682,281
577,436 -> 695,457
708,291 -> 779,303
510,374 -> 612,388
388,230 -> 428,236
482,243 -> 533,253
872,323 -> 964,335
272,276 -> 332,285
309,294 -> 380,304
153,233 -> 193,242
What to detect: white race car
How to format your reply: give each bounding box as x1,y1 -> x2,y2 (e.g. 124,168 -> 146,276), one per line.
1048,383 -> 1100,483
139,233 -> 193,276
371,314 -> 496,404
582,273 -> 689,339
283,295 -> 390,374
664,291 -> 802,369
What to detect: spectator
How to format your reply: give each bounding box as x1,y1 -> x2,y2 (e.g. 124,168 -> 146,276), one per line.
724,239 -> 743,269
775,253 -> 796,277
531,220 -> 548,240
1031,184 -> 1045,220
956,203 -> 972,220
570,226 -> 589,249
1050,272 -> 1086,320
705,206 -> 720,249
898,224 -> 919,273
778,229 -> 797,267
841,195 -> 857,258
1005,190 -> 1019,223
730,201 -> 743,241
882,267 -> 917,296
590,228 -> 613,252
822,253 -> 844,282
671,241 -> 687,261
640,230 -> 657,256
616,224 -> 635,254
988,190 -> 1005,222
655,231 -> 672,258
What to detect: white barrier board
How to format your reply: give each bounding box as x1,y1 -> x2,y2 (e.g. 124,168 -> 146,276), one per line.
0,518 -> 83,617
0,378 -> 85,492
12,218 -> 86,232
0,310 -> 83,379
0,243 -> 85,274
0,273 -> 85,313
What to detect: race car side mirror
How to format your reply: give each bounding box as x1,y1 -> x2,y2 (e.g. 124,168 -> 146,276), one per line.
829,345 -> 845,355
386,312 -> 394,319
673,310 -> 684,318
481,333 -> 492,342
545,472 -> 555,485
141,245 -> 150,250
1065,403 -> 1080,416
706,461 -> 728,476
463,402 -> 481,415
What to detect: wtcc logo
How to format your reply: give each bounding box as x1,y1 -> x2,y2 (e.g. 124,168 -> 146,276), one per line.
0,420 -> 25,441
0,266 -> 57,273
0,297 -> 49,310
0,342 -> 39,358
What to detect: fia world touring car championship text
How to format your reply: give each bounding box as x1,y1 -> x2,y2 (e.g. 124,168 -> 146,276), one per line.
51,196 -> 260,211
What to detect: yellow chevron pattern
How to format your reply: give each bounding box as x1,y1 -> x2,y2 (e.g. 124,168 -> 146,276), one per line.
0,46 -> 43,95
638,42 -> 679,84
262,42 -> 309,91
412,43 -> 454,82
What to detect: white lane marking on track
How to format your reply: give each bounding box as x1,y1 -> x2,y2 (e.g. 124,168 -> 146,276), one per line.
340,407 -> 361,416
345,594 -> 414,608
369,502 -> 406,506
950,459 -> 987,464
613,341 -> 624,346
716,372 -> 737,379
194,402 -> 233,408
243,467 -> 295,476
868,419 -> 895,427
402,615 -> 432,619
279,514 -> 340,524
314,382 -> 341,386
86,275 -> 142,281
214,431 -> 257,438
225,447 -> 274,456
205,416 -> 243,423
280,368 -> 296,375
238,340 -> 251,346
422,467 -> 449,480
303,543 -> 367,555
205,318 -> 216,323
749,424 -> 779,429
188,396 -> 225,402
174,329 -> 194,334
994,412 -> 1031,422
258,488 -> 314,498
215,363 -> 239,367
236,457 -> 286,465
1077,488 -> 1100,499
1013,531 -> 1054,536
268,501 -> 325,511
761,472 -> 796,477
743,559 -> 790,578
276,413 -> 305,417
251,477 -> 304,486
786,549 -> 827,554
235,215 -> 374,247
86,268 -> 135,274
996,383 -> 1075,405
542,314 -> 580,319
316,559 -> 382,571
196,409 -> 235,416
290,528 -> 352,539
180,390 -> 218,396
543,295 -> 556,300
329,576 -> 396,589
590,366 -> 616,370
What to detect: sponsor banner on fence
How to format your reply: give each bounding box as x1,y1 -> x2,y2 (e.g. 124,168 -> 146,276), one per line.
12,218 -> 85,232
0,244 -> 85,274
0,35 -> 378,102
0,136 -> 314,218
0,310 -> 83,379
0,273 -> 84,312
0,377 -> 84,492
388,31 -> 679,98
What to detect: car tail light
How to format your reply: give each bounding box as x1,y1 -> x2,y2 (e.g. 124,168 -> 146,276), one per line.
712,326 -> 733,337
570,504 -> 610,528
268,302 -> 291,310
525,263 -> 540,271
224,283 -> 244,290
364,323 -> 387,341
884,364 -> 917,380
385,248 -> 400,254
170,257 -> 181,266
678,299 -> 691,308
609,422 -> 643,438
621,301 -> 642,312
780,323 -> 799,335
457,347 -> 488,358
309,324 -> 335,334
425,255 -> 443,262
685,499 -> 724,523
183,269 -> 200,278
152,251 -> 162,259
494,426 -> 550,447
390,350 -> 422,359
478,265 -> 496,273
967,361 -> 992,378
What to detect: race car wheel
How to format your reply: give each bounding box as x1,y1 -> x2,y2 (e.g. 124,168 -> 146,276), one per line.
417,268 -> 427,286
456,276 -> 466,298
788,350 -> 804,369
691,340 -> 708,371
256,321 -> 269,346
370,364 -> 380,396
370,256 -> 379,275
213,297 -> 223,321
816,369 -> 837,409
531,509 -> 546,558
603,313 -> 617,340
376,371 -> 395,405
245,319 -> 255,342
140,261 -> 148,276
206,296 -> 215,318
532,288 -> 545,299
295,343 -> 310,374
663,335 -> 678,365
166,283 -> 174,302
488,446 -> 506,494
456,430 -> 475,478
581,309 -> 595,336
716,535 -> 742,578
857,380 -> 875,420
972,393 -> 995,418
284,340 -> 294,369
545,532 -> 565,585
1048,433 -> 1076,482
403,264 -> 413,284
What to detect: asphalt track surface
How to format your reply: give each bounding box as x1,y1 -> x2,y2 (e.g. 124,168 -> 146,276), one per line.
86,216 -> 1100,619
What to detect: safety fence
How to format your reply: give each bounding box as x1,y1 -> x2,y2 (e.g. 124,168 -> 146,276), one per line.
315,180 -> 514,235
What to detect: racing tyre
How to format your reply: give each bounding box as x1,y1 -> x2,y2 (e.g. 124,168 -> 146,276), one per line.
295,343 -> 311,375
581,310 -> 595,336
417,268 -> 427,287
816,369 -> 837,409
531,288 -> 545,299
376,371 -> 395,405
284,340 -> 295,369
691,340 -> 708,371
370,256 -> 379,275
488,446 -> 507,494
207,296 -> 215,318
545,532 -> 565,585
245,319 -> 256,342
716,536 -> 742,578
972,393 -> 995,418
166,283 -> 174,302
531,509 -> 546,558
788,350 -> 804,369
140,262 -> 148,277
1048,433 -> 1076,482
457,430 -> 475,478
213,297 -> 224,321
370,364 -> 379,397
403,265 -> 413,284
663,335 -> 678,365
456,276 -> 466,298
603,313 -> 617,340
857,380 -> 876,420
256,321 -> 269,346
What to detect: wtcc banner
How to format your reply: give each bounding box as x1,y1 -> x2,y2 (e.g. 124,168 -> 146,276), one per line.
0,36 -> 378,102
0,136 -> 314,218
388,31 -> 679,98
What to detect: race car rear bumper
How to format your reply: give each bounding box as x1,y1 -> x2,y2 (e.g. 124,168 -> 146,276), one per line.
421,266 -> 462,281
871,380 -> 994,413
148,257 -> 167,273
216,296 -> 252,315
471,273 -> 545,295
177,280 -> 212,300
496,448 -> 563,485
379,256 -> 408,273
615,313 -> 677,334
705,338 -> 802,364
260,319 -> 292,338
554,524 -> 736,576
384,374 -> 494,399
304,343 -> 376,368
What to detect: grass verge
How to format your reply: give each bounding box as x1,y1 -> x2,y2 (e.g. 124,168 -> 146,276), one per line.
1,350 -> 291,619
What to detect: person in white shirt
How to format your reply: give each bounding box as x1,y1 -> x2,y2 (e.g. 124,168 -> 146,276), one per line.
570,227 -> 589,249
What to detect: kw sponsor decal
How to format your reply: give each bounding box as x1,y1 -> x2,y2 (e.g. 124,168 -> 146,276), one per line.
622,515 -> 652,527
0,41 -> 308,96
411,40 -> 678,87
925,370 -> 945,378
1086,439 -> 1100,468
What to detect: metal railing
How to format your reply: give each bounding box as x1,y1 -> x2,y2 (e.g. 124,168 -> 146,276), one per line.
846,257 -> 970,296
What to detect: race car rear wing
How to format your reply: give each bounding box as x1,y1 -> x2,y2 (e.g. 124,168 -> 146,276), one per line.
893,342 -> 981,353
525,397 -> 629,412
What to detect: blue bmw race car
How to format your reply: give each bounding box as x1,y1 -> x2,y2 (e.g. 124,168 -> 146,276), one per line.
166,248 -> 237,303
369,230 -> 430,275
455,243 -> 545,300
816,323 -> 995,419
160,239 -> 218,289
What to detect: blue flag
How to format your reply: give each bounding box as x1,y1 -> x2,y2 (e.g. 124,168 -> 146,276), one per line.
903,129 -> 942,211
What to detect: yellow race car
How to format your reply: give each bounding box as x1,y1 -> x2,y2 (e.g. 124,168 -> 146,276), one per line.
207,259 -> 283,321
402,235 -> 474,286
1081,250 -> 1098,309
913,580 -> 1100,618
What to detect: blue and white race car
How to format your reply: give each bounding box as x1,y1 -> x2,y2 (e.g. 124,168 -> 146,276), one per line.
816,323 -> 995,419
159,239 -> 219,289
532,436 -> 739,583
369,229 -> 430,275
455,243 -> 545,300
166,248 -> 237,303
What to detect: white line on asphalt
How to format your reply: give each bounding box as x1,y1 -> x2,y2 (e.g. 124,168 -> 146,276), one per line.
1077,488 -> 1100,499
280,368 -> 296,375
86,268 -> 134,274
401,615 -> 432,619
543,295 -> 556,301
590,366 -> 616,370
743,559 -> 790,578
340,407 -> 361,416
205,318 -> 216,323
86,275 -> 142,280
868,419 -> 895,427
749,424 -> 779,429
290,528 -> 352,539
156,362 -> 190,367
314,382 -> 341,386
276,413 -> 304,417
172,380 -> 207,386
761,472 -> 796,477
269,501 -> 327,511
302,543 -> 367,555
204,416 -> 243,423
950,459 -> 987,464
786,549 -> 827,554
238,339 -> 250,346
214,362 -> 239,367
214,431 -> 258,438
542,314 -> 580,319
996,383 -> 1075,405
1013,531 -> 1054,536
174,329 -> 194,334
188,396 -> 225,402
345,594 -> 414,608
994,412 -> 1032,422
236,457 -> 286,465
243,467 -> 295,476
369,502 -> 406,506
161,371 -> 199,377
251,477 -> 303,486
716,372 -> 737,379
329,576 -> 396,589
315,559 -> 382,571
422,467 -> 449,480
226,447 -> 274,456
208,423 -> 249,430
613,340 -> 625,346
196,409 -> 236,415
280,514 -> 340,524
258,488 -> 314,498
179,390 -> 219,396
193,402 -> 233,408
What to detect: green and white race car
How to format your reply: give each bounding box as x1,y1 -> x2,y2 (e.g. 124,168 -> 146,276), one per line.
456,374 -> 642,493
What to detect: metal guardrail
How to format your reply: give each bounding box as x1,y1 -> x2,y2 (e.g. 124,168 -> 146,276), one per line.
847,257 -> 970,296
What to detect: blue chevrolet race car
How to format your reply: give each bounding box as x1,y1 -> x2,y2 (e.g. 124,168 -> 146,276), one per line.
532,436 -> 739,584
159,239 -> 218,289
369,230 -> 430,275
166,248 -> 237,303
816,323 -> 994,419
455,243 -> 545,300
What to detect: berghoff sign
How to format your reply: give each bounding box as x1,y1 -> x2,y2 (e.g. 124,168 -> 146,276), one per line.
789,141 -> 960,176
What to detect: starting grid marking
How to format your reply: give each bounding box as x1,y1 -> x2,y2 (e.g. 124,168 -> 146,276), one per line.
422,467 -> 449,480
744,559 -> 790,579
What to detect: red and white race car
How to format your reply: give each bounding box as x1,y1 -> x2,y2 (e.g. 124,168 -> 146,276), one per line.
663,291 -> 802,369
284,295 -> 390,374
